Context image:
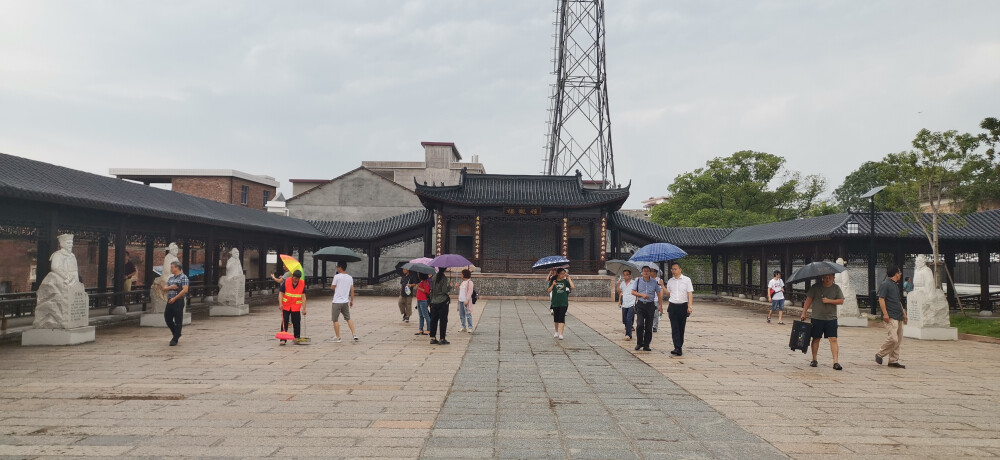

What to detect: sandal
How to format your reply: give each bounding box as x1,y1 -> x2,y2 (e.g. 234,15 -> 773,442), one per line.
809,360 -> 818,367
833,363 -> 843,371
414,331 -> 424,335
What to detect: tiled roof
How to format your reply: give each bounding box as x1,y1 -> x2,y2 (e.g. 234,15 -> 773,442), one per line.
715,214 -> 852,246
309,210 -> 432,241
415,172 -> 630,209
611,212 -> 732,248
0,152 -> 324,238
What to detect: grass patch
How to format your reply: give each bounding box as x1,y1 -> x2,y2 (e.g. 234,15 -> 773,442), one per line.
950,315 -> 1000,338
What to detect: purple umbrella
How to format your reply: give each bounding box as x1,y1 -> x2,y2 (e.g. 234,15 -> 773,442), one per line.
409,257 -> 434,265
429,254 -> 473,268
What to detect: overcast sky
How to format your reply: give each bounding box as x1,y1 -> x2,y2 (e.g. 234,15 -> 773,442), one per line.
2,1 -> 998,208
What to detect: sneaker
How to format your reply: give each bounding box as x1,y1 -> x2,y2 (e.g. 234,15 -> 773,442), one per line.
833,363 -> 843,371
430,338 -> 439,344
624,336 -> 631,341
887,362 -> 906,369
279,340 -> 286,346
439,339 -> 450,345
875,353 -> 883,365
353,336 -> 359,342
634,345 -> 642,351
328,337 -> 342,343
458,327 -> 466,332
415,331 -> 425,336
767,318 -> 771,323
169,340 -> 178,346
554,332 -> 559,338
558,335 -> 564,340
467,328 -> 473,334
643,347 -> 651,351
670,349 -> 680,356
404,317 -> 410,323
809,360 -> 818,367
778,322 -> 785,325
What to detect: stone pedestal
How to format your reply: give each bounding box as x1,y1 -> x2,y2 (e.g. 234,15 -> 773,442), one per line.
979,310 -> 993,317
210,304 -> 249,316
838,316 -> 869,327
904,325 -> 958,340
111,306 -> 128,315
22,326 -> 96,346
140,312 -> 192,327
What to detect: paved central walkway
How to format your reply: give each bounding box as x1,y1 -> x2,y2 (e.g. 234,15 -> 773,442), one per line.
421,299 -> 785,459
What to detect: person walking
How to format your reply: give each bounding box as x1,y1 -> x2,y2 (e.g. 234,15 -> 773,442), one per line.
457,269 -> 475,333
428,268 -> 451,345
124,251 -> 138,292
800,273 -> 845,370
161,261 -> 189,346
547,268 -> 558,315
767,270 -> 786,324
876,266 -> 908,369
279,269 -> 307,345
548,267 -> 574,340
617,269 -> 637,340
632,266 -> 664,351
414,273 -> 431,336
328,262 -> 358,342
665,262 -> 695,356
398,268 -> 417,323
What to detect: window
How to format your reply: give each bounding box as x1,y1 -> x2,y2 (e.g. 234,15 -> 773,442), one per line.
240,185 -> 249,205
263,190 -> 270,206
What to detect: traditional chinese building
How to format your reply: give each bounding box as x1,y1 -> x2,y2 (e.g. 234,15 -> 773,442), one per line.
414,169 -> 630,273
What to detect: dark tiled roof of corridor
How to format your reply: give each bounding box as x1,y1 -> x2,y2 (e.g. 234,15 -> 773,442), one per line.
0,152 -> 325,238
309,209 -> 433,241
611,212 -> 733,248
414,173 -> 631,209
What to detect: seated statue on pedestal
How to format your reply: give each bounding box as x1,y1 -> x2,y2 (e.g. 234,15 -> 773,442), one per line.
33,234 -> 89,329
217,248 -> 246,306
907,254 -> 951,328
150,243 -> 179,313
834,258 -> 861,318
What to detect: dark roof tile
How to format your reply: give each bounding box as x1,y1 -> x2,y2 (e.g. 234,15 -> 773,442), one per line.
309,210 -> 432,240
611,212 -> 732,248
415,172 -> 630,209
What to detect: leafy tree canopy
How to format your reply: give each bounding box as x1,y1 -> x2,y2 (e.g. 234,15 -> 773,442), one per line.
649,150 -> 832,228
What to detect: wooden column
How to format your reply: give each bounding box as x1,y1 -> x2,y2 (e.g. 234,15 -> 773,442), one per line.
34,209 -> 59,290
759,247 -> 768,296
206,230 -> 217,285
722,252 -> 730,288
944,252 -> 957,306
257,243 -> 267,280
980,247 -> 992,311
711,253 -> 719,294
367,243 -> 375,282
144,237 -> 155,288
113,220 -> 126,304
97,235 -> 109,293
739,249 -> 746,287
424,222 -> 434,258
182,240 -> 191,276
237,240 -> 246,276
312,252 -> 319,281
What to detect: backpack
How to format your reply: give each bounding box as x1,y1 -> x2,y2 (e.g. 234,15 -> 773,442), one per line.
471,289 -> 479,304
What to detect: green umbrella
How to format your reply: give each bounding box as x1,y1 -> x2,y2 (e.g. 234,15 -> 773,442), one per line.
313,246 -> 363,262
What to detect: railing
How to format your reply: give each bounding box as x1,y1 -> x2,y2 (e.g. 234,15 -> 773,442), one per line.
478,258 -> 605,274
950,291 -> 1000,311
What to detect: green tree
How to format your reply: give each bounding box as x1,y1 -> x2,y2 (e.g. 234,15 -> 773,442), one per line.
649,150 -> 833,228
832,160 -> 909,212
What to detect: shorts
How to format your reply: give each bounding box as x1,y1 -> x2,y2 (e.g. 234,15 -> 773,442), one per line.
770,299 -> 785,311
810,318 -> 838,339
331,302 -> 351,322
552,306 -> 568,323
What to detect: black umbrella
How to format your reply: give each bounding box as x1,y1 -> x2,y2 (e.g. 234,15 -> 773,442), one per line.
313,246 -> 363,262
402,262 -> 437,275
786,260 -> 847,284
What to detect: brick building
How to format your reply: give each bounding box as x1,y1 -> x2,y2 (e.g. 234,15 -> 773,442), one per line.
109,169 -> 279,211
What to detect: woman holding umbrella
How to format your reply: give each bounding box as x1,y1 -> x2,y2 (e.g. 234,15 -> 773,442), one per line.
548,267 -> 575,340
428,267 -> 451,345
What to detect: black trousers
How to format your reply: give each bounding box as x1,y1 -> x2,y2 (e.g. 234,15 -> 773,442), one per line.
282,310 -> 301,339
667,302 -> 689,351
429,302 -> 449,340
164,299 -> 185,341
635,301 -> 656,348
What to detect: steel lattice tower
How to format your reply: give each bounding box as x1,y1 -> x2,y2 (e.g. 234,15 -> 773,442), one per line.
544,0 -> 615,188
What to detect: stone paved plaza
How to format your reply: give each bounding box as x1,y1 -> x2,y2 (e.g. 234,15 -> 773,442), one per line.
1,295 -> 998,459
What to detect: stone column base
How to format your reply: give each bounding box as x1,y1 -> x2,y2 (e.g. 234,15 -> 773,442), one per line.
111,306 -> 128,315
210,304 -> 249,316
838,316 -> 869,327
22,326 -> 96,346
140,312 -> 192,327
903,325 -> 958,340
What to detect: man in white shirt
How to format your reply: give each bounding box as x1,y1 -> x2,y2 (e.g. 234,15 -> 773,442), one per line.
617,269 -> 637,340
767,270 -> 786,324
664,261 -> 694,356
328,262 -> 358,342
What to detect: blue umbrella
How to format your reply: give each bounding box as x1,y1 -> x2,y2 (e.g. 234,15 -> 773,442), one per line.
533,255 -> 571,270
629,243 -> 688,263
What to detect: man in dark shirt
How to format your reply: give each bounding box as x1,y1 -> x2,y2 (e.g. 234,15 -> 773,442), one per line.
876,266 -> 908,368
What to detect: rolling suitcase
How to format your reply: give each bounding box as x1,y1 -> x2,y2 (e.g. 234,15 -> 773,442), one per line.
789,320 -> 813,353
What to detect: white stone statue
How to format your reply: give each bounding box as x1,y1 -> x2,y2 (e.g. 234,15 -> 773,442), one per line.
32,234 -> 89,329
217,248 -> 246,306
833,258 -> 867,326
150,243 -> 179,313
907,254 -> 950,328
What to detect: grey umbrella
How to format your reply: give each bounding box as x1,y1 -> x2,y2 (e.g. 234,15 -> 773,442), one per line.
313,246 -> 363,262
786,260 -> 847,284
605,259 -> 640,276
402,262 -> 437,275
